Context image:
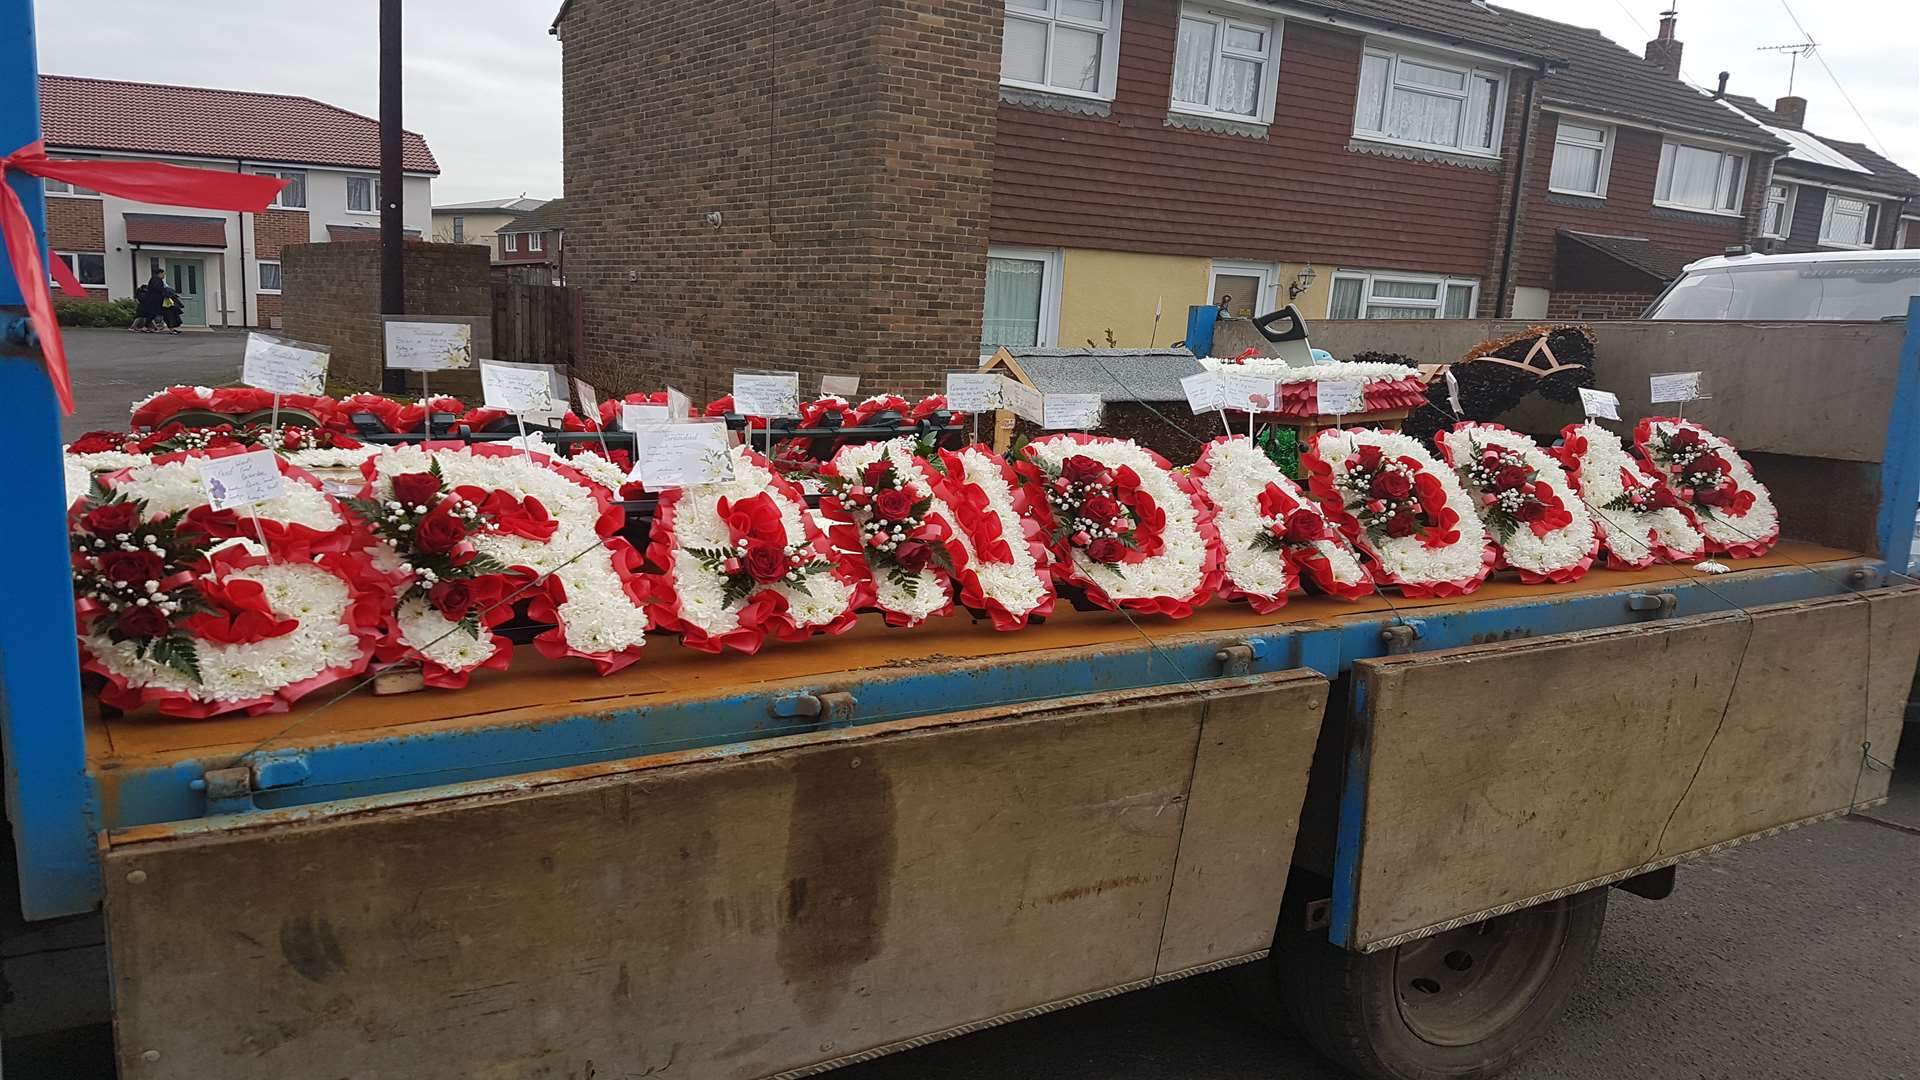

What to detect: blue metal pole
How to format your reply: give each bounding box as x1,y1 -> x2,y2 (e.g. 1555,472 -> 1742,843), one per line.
0,0 -> 99,919
1873,296 -> 1920,572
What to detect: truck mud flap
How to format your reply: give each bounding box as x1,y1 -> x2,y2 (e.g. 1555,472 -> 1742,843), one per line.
101,668 -> 1327,1079
1332,586 -> 1920,954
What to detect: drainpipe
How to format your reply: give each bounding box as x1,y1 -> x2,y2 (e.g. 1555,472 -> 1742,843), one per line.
236,156 -> 250,329
1495,64 -> 1548,317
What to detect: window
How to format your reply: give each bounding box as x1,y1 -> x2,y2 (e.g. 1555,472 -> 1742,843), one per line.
1353,46 -> 1504,156
256,169 -> 307,209
258,260 -> 283,293
981,246 -> 1062,355
528,232 -> 544,252
43,156 -> 98,197
346,176 -> 381,214
1762,183 -> 1797,239
1654,141 -> 1745,214
1819,194 -> 1879,249
1000,0 -> 1123,101
1328,270 -> 1478,320
1170,6 -> 1280,124
452,216 -> 465,242
1548,118 -> 1611,197
1209,261 -> 1276,319
503,232 -> 518,253
50,252 -> 106,286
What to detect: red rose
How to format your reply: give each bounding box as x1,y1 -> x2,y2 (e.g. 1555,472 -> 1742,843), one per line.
1383,512 -> 1416,538
1671,428 -> 1703,449
116,605 -> 171,639
390,471 -> 442,508
861,460 -> 891,487
1695,485 -> 1731,508
1283,510 -> 1326,543
1369,470 -> 1412,501
428,580 -> 477,621
1061,455 -> 1105,484
82,502 -> 141,537
893,541 -> 932,574
872,488 -> 916,522
414,506 -> 469,554
1494,466 -> 1529,490
1355,444 -> 1384,470
1080,494 -> 1122,523
744,542 -> 788,583
1515,500 -> 1546,523
68,431 -> 127,454
99,550 -> 165,586
1696,454 -> 1729,475
1086,537 -> 1127,564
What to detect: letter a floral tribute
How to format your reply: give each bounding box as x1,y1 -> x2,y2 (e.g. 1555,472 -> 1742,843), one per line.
1304,429 -> 1495,598
1554,422 -> 1704,569
1190,436 -> 1372,611
933,445 -> 1056,630
1435,423 -> 1597,584
1632,419 -> 1779,558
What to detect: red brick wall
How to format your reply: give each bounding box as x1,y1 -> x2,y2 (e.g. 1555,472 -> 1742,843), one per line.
559,0 -> 998,398
280,242 -> 492,391
45,196 -> 104,251
253,208 -> 309,260
255,293 -> 282,324
991,9 -> 1516,293
1512,113 -> 1764,294
1545,290 -> 1656,319
497,230 -> 560,262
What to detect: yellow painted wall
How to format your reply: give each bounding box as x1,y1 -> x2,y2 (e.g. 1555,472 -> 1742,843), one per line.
1058,249 -> 1211,349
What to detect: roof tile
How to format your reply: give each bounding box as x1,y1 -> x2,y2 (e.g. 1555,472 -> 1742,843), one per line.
123,213 -> 228,247
1722,95 -> 1920,197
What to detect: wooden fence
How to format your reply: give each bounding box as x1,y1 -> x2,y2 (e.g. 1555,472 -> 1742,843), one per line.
490,283 -> 582,367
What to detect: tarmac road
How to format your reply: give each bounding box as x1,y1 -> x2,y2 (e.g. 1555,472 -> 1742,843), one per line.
58,326 -> 250,442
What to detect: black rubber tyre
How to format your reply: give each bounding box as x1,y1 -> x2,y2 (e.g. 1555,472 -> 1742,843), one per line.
1274,888 -> 1608,1080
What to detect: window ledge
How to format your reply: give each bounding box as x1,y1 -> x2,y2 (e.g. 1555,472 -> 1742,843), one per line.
1000,86 -> 1112,118
1816,241 -> 1876,251
1546,191 -> 1607,207
266,206 -> 310,213
1165,111 -> 1268,139
45,192 -> 102,200
1346,138 -> 1499,171
1651,202 -> 1742,221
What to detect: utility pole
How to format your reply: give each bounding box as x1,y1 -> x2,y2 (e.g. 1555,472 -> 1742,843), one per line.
379,0 -> 404,392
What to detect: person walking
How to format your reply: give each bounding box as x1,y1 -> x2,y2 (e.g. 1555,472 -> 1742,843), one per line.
127,282 -> 153,332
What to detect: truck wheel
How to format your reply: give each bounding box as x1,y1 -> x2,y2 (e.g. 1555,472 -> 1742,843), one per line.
1275,888 -> 1607,1080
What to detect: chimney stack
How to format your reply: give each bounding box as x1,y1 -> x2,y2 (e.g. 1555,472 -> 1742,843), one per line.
1644,8 -> 1684,79
1774,95 -> 1808,129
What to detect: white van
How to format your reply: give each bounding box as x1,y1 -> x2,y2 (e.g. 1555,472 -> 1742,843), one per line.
1644,248 -> 1920,321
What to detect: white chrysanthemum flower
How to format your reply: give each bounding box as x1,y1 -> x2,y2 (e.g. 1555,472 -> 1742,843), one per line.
1311,429 -> 1491,591
1195,437 -> 1366,601
1436,425 -> 1596,581
1636,420 -> 1779,556
1027,436 -> 1210,605
1560,423 -> 1704,566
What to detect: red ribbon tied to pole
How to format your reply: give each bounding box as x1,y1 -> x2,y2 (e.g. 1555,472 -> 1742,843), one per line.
0,141 -> 288,414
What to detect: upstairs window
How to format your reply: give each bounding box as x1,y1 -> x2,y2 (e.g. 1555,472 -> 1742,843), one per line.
1170,6 -> 1281,124
452,216 -> 466,242
1548,119 -> 1611,197
256,169 -> 307,209
529,232 -> 544,252
346,176 -> 381,214
1762,183 -> 1796,239
1001,0 -> 1123,101
1654,141 -> 1744,214
1354,46 -> 1504,156
1329,270 -> 1478,320
503,232 -> 518,253
1819,194 -> 1879,249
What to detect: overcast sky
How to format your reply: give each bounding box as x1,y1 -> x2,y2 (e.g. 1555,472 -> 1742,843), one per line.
30,0 -> 1919,203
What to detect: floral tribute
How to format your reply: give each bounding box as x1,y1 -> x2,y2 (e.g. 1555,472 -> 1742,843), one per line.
820,440 -> 960,627
1632,419 -> 1779,558
933,445 -> 1056,630
1191,436 -> 1372,611
1021,434 -> 1222,617
1554,423 -> 1705,569
131,385 -> 331,430
71,454 -> 387,718
647,445 -> 867,653
1304,429 -> 1494,598
1435,423 -> 1597,584
361,445 -> 652,683
1202,356 -> 1429,417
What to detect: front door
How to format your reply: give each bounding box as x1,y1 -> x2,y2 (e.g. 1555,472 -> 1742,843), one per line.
1209,262 -> 1277,320
164,258 -> 205,326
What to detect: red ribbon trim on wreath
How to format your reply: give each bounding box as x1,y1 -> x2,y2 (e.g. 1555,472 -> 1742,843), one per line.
1,142 -> 288,414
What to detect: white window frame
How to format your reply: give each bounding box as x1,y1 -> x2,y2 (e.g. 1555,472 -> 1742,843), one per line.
503,232 -> 519,253
345,175 -> 381,215
1208,260 -> 1278,318
528,232 -> 544,252
1352,44 -> 1506,158
1548,117 -> 1613,198
1169,4 -> 1283,125
1653,140 -> 1746,216
1818,193 -> 1880,250
1762,182 -> 1797,240
257,260 -> 283,294
50,251 -> 106,287
451,216 -> 466,243
42,155 -> 99,198
1899,215 -> 1920,249
1328,269 -> 1479,320
981,245 -> 1063,358
999,0 -> 1125,103
255,168 -> 308,210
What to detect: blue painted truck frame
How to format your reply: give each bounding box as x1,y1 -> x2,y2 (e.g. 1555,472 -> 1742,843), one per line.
3,0 -> 1918,921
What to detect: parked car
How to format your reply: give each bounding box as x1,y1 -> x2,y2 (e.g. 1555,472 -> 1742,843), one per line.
1645,249 -> 1920,321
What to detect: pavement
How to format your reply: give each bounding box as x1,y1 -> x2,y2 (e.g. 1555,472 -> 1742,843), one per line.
13,330 -> 1920,1079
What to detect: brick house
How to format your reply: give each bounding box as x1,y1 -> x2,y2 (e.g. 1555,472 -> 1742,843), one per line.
1717,94 -> 1920,254
496,198 -> 565,276
431,196 -> 547,260
1494,9 -> 1785,320
39,75 -> 438,328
